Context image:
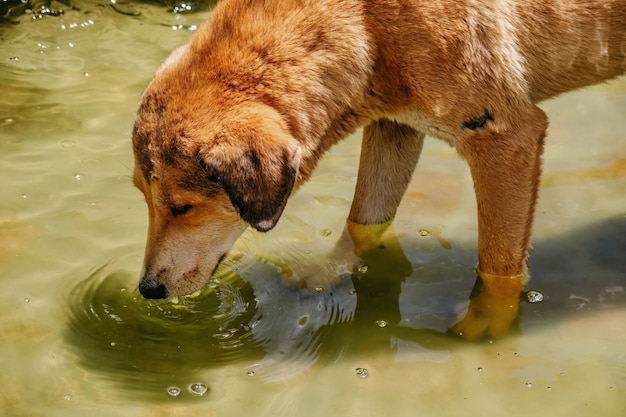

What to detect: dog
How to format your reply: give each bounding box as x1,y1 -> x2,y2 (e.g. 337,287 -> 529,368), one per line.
132,0 -> 625,335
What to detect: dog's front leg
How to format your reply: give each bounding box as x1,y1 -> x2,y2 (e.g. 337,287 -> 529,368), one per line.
345,118 -> 425,255
452,104 -> 548,340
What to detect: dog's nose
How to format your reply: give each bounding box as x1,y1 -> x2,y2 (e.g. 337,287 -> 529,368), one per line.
139,279 -> 168,299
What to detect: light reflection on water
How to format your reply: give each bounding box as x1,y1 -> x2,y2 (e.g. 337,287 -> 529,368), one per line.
1,1 -> 625,416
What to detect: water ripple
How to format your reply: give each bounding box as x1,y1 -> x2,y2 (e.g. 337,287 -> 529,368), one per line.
63,263 -> 262,400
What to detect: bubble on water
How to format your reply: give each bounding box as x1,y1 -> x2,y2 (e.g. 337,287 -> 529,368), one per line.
526,290 -> 544,303
477,367 -> 484,372
418,229 -> 429,237
73,173 -> 83,181
355,368 -> 369,378
9,56 -> 19,61
64,394 -> 72,401
170,24 -> 198,31
173,2 -> 192,12
525,381 -> 533,388
314,286 -> 324,294
546,386 -> 552,390
24,298 -> 30,303
83,72 -> 90,77
376,320 -> 388,328
110,342 -> 116,347
2,117 -> 16,125
21,194 -> 28,199
319,228 -> 332,237
167,387 -> 181,397
189,382 -> 208,396
247,370 -> 256,377
514,352 -> 520,357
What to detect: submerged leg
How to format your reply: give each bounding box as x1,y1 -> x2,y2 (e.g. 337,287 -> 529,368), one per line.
346,118 -> 425,254
452,104 -> 547,340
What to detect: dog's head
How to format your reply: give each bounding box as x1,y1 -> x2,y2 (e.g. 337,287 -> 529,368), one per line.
132,61 -> 302,299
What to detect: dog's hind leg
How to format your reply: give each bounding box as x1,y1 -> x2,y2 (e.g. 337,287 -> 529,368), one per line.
451,104 -> 548,340
458,105 -> 547,278
346,118 -> 425,254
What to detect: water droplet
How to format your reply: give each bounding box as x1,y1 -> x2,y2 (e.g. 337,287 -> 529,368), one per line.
418,229 -> 429,237
376,320 -> 388,328
526,290 -> 544,303
355,367 -> 369,378
167,387 -> 181,397
64,394 -> 72,401
525,381 -> 533,388
319,228 -> 332,237
189,382 -> 208,396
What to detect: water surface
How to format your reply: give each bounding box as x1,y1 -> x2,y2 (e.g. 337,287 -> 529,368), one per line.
1,3 -> 625,416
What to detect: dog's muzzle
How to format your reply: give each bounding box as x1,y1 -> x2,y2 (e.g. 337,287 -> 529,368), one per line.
138,278 -> 168,299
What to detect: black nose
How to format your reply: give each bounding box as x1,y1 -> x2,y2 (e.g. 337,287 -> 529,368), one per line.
139,279 -> 168,299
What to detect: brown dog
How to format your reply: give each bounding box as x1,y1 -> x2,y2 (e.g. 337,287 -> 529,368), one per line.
132,0 -> 625,313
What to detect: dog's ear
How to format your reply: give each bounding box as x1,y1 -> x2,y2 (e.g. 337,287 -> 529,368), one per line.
197,107 -> 302,232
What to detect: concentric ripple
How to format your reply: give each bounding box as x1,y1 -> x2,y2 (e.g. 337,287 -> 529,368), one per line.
64,262 -> 262,400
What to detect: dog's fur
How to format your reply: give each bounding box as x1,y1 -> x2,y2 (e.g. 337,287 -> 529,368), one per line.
132,0 -> 625,301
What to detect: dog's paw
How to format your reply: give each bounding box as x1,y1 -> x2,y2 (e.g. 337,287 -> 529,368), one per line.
449,272 -> 525,341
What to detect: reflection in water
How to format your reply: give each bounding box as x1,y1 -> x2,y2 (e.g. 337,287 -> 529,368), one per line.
64,264 -> 262,401
64,214 -> 625,402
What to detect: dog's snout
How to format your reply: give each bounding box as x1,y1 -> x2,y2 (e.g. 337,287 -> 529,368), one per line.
139,279 -> 169,299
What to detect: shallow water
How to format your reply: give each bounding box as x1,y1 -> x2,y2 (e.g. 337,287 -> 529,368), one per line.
1,3 -> 625,416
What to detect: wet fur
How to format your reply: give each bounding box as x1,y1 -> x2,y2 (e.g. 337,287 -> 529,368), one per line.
133,0 -> 625,298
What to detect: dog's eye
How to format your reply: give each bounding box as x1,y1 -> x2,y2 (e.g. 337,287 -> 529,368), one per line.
171,204 -> 193,217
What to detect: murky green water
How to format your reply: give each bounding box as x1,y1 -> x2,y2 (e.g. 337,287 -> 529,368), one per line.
1,2 -> 625,416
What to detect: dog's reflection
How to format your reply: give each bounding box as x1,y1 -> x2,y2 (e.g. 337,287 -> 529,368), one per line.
341,220 -> 524,342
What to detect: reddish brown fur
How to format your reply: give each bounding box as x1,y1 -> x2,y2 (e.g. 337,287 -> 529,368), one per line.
132,0 -> 625,321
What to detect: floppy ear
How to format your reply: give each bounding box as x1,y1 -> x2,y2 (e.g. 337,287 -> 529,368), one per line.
197,110 -> 302,232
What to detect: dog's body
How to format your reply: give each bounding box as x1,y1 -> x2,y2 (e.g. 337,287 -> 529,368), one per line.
133,0 -> 625,308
